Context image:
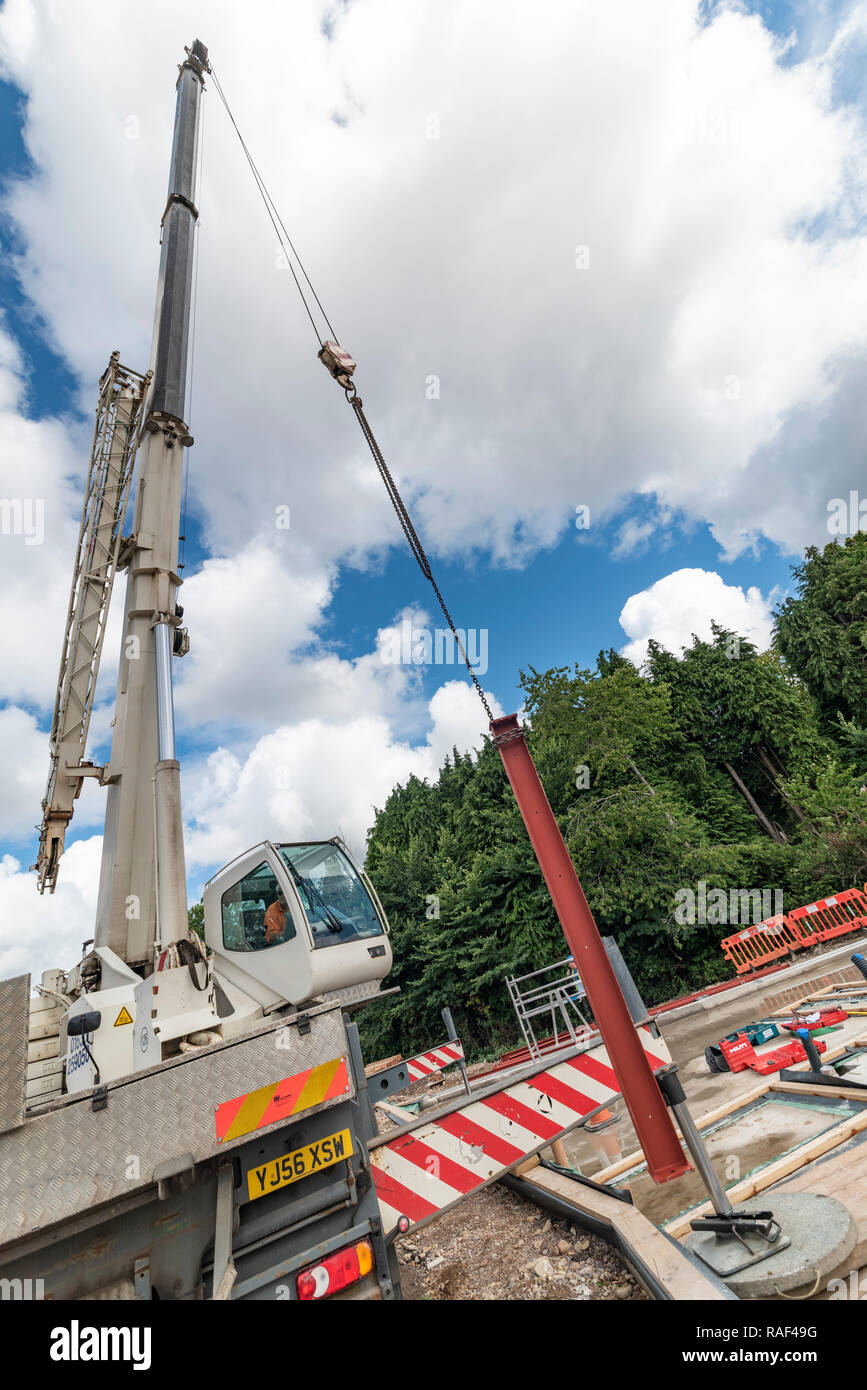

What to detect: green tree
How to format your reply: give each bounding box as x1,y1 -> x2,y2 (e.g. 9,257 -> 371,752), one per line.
646,627 -> 828,843
359,553 -> 867,1062
188,901 -> 204,941
774,532 -> 867,731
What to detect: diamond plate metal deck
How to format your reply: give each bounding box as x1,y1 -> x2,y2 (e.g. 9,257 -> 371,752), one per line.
0,976 -> 28,1137
0,1003 -> 352,1248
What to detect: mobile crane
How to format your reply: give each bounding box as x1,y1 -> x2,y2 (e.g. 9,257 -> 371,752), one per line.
0,39 -> 739,1303
1,39 -> 404,1300
28,38 -> 392,1104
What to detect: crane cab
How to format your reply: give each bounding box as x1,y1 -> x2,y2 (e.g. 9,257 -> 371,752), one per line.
202,837 -> 392,1011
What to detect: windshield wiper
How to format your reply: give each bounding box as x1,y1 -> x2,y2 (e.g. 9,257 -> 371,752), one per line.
282,857 -> 344,933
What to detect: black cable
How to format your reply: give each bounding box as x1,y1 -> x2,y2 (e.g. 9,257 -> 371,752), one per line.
350,392 -> 494,723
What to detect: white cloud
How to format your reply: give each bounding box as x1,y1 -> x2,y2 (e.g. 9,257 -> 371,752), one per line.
618,567 -> 776,666
0,671 -> 501,978
2,0 -> 867,574
0,326 -> 86,709
0,706 -> 47,839
0,320 -> 133,858
4,0 -> 867,976
0,836 -> 103,982
183,677 -> 501,877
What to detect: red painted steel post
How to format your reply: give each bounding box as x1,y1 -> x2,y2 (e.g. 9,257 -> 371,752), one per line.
491,713 -> 690,1182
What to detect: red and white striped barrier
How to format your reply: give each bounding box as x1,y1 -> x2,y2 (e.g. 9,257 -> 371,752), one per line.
406,1041 -> 465,1082
370,1024 -> 672,1233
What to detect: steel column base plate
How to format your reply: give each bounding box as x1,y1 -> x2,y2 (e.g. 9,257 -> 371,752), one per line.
688,1229 -> 790,1279
684,1193 -> 856,1296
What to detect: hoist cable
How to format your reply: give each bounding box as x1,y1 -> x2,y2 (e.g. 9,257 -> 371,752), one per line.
210,67 -> 337,347
209,68 -> 493,725
348,390 -> 494,722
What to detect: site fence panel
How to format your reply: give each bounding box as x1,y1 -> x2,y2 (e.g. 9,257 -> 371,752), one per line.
787,888 -> 867,946
721,913 -> 803,974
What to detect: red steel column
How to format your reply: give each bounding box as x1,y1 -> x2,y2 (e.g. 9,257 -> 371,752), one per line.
491,713 -> 689,1182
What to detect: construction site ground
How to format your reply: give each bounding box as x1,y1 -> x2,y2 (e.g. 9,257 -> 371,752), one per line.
383,933 -> 867,1300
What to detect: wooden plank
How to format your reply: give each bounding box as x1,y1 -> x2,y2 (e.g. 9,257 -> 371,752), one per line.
374,1100 -> 416,1123
365,1053 -> 402,1077
665,1105 -> 867,1239
773,988 -> 867,1016
770,1079 -> 867,1101
519,1166 -> 730,1300
775,1132 -> 867,1292
819,1028 -> 867,1059
514,1155 -> 541,1177
770,997 -> 831,1016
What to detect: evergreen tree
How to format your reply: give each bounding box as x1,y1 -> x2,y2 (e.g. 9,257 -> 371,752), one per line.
359,544 -> 867,1063
774,532 -> 867,731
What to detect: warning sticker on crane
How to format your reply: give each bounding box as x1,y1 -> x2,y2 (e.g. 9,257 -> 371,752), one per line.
215,1056 -> 350,1143
113,1006 -> 133,1027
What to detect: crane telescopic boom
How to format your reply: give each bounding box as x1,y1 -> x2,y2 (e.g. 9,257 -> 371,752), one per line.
92,39 -> 208,964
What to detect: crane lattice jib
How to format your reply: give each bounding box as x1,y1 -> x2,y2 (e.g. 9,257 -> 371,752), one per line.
35,353 -> 149,894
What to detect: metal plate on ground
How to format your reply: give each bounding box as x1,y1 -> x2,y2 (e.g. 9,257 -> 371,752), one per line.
0,1005 -> 352,1246
685,1193 -> 856,1296
689,1229 -> 791,1277
0,976 -> 29,1136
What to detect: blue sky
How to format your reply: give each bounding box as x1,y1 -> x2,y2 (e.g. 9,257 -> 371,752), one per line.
2,0 -> 865,977
324,511 -> 791,707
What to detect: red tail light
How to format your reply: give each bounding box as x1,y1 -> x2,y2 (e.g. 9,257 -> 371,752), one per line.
296,1238 -> 374,1300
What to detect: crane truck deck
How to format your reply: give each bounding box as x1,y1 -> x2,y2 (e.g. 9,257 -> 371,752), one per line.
0,37 -> 748,1306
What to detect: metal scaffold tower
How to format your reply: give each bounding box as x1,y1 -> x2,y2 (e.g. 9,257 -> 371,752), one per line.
506,956 -> 592,1061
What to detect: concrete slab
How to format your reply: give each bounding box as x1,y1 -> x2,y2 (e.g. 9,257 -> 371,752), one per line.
655,934 -> 867,1023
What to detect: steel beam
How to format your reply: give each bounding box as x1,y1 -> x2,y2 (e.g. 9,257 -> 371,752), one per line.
490,713 -> 689,1183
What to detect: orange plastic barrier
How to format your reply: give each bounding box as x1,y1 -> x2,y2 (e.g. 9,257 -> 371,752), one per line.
721,914 -> 805,975
787,887 -> 867,947
720,888 -> 867,974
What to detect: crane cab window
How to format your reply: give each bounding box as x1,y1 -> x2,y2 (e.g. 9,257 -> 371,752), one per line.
278,843 -> 385,950
221,861 -> 296,952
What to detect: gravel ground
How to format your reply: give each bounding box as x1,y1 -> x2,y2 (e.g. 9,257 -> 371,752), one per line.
374,1066 -> 647,1302
394,1182 -> 647,1301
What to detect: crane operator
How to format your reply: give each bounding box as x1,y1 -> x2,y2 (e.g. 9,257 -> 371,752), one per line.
264,885 -> 290,943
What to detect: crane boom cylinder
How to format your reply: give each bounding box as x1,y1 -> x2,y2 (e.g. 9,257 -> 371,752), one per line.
153,621 -> 188,947
155,621 -> 177,761
151,42 -> 206,421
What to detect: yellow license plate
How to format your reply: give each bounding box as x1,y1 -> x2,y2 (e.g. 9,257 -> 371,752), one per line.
246,1128 -> 354,1201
